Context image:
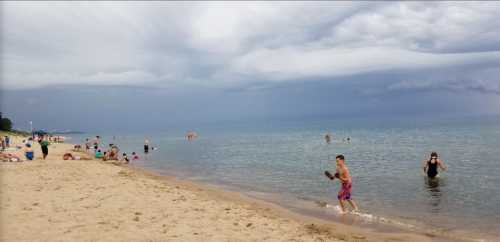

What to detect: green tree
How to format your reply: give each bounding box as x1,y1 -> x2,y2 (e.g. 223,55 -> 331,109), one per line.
0,112 -> 13,131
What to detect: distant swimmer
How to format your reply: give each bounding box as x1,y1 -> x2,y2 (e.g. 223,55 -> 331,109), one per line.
327,155 -> 359,213
324,133 -> 331,144
423,152 -> 447,178
144,138 -> 149,153
186,131 -> 197,141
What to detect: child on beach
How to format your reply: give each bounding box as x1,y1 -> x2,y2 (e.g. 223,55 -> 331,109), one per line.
24,143 -> 34,160
334,155 -> 358,213
122,153 -> 129,164
95,149 -> 103,159
132,152 -> 139,160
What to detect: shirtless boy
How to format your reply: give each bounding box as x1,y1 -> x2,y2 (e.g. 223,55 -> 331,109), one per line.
334,155 -> 358,213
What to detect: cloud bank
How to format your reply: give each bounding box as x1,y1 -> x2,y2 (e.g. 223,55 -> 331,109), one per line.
2,2 -> 500,94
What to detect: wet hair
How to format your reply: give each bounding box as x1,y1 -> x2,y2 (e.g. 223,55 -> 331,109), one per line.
430,152 -> 438,158
428,152 -> 438,162
336,154 -> 345,160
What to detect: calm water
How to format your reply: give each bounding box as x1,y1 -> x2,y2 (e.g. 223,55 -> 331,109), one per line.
70,116 -> 500,241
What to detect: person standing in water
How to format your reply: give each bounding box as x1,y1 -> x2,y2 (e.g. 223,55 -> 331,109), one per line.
93,136 -> 100,151
423,152 -> 447,178
85,138 -> 90,152
333,155 -> 358,213
324,133 -> 331,144
144,138 -> 149,153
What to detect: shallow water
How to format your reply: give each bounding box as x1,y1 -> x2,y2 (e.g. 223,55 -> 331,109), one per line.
69,116 -> 500,241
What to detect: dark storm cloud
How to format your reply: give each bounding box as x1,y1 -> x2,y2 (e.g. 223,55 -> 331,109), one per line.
2,2 -> 500,131
2,2 -> 500,91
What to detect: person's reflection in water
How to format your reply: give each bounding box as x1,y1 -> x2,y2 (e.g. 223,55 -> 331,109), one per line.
425,177 -> 445,212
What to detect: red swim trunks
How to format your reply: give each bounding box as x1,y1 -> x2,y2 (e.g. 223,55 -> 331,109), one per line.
337,182 -> 352,200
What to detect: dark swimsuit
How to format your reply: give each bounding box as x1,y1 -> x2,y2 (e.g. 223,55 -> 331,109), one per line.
427,160 -> 438,178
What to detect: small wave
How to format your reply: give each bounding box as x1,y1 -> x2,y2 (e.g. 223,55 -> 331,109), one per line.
320,202 -> 418,230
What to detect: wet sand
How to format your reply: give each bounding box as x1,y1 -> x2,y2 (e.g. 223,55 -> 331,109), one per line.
1,133 -> 438,241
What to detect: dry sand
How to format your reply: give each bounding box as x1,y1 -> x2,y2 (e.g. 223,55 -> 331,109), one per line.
1,133 -> 435,242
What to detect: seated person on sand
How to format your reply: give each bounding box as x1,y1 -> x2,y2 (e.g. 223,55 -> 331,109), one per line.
108,145 -> 120,160
105,149 -> 119,160
95,149 -> 104,159
0,152 -> 23,162
121,153 -> 130,164
24,143 -> 34,161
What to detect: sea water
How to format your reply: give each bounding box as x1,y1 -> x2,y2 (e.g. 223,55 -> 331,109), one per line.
69,116 -> 500,241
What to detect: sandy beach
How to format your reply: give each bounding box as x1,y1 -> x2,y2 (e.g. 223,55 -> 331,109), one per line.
0,134 -> 437,242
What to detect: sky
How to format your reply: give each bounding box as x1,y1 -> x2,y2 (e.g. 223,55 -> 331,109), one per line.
1,2 -> 500,132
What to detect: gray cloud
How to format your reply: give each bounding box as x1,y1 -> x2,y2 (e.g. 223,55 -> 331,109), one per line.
388,78 -> 500,95
1,1 -> 500,94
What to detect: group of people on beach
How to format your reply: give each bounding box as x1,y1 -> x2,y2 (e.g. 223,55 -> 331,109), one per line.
0,135 -> 22,162
85,136 -> 142,164
2,131 -> 449,217
0,134 -> 51,162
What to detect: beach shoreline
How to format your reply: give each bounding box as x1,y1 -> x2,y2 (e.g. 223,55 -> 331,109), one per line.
0,133 -> 483,241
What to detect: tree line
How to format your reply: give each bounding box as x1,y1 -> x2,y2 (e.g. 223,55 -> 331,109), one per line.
0,112 -> 13,131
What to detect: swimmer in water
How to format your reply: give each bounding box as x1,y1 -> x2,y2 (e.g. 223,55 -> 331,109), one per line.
423,152 -> 447,178
144,138 -> 149,153
324,133 -> 331,144
186,131 -> 198,141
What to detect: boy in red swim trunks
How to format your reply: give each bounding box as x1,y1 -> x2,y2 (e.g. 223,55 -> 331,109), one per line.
335,155 -> 358,213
